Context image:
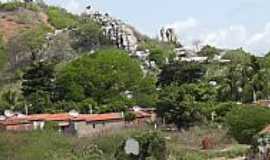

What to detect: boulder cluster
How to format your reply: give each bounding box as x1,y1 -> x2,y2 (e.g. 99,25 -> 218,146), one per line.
88,11 -> 138,54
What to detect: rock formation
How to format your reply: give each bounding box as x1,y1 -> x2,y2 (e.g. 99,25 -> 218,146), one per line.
160,27 -> 178,44
86,10 -> 139,54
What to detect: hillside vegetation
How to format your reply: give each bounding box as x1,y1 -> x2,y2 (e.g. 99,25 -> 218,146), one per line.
1,1 -> 270,159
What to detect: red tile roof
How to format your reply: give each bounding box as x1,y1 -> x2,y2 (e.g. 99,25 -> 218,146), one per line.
84,113 -> 123,122
0,119 -> 30,125
0,111 -> 151,126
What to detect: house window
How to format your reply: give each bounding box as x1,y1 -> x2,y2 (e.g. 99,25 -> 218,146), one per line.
93,123 -> 96,128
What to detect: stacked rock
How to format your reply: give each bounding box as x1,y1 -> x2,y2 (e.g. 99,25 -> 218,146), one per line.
84,7 -> 160,74
87,11 -> 138,54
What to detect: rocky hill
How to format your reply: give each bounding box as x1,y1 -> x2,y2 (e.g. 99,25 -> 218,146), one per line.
0,2 -> 151,72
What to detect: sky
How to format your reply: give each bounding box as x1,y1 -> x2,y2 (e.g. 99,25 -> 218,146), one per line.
2,0 -> 270,55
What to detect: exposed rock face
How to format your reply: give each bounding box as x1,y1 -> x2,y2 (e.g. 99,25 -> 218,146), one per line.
83,10 -> 161,74
88,11 -> 139,54
160,27 -> 178,44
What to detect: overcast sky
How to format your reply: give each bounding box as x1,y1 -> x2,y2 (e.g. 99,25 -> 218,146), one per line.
2,0 -> 270,55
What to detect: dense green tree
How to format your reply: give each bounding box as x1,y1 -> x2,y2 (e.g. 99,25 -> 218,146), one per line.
133,75 -> 158,107
226,105 -> 270,144
217,64 -> 243,102
156,84 -> 202,128
217,55 -> 269,103
223,48 -> 251,65
57,48 -> 150,112
22,61 -> 56,113
198,45 -> 219,59
158,62 -> 206,86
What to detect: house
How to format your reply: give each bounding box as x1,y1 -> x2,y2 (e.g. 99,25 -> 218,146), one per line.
0,119 -> 33,131
0,110 -> 152,137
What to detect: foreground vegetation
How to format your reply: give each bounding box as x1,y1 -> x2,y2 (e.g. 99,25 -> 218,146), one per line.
0,127 -> 249,160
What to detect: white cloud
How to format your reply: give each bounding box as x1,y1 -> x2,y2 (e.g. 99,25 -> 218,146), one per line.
166,17 -> 198,33
167,19 -> 270,56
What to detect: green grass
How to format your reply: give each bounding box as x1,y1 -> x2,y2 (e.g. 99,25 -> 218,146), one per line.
0,128 -> 147,160
166,125 -> 249,159
0,126 -> 249,160
0,131 -> 74,160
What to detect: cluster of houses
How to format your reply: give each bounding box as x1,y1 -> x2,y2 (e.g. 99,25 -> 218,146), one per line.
0,107 -> 156,137
174,48 -> 231,63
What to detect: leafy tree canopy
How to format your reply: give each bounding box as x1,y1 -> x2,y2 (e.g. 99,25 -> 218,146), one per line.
57,48 -> 151,112
197,45 -> 220,59
226,105 -> 270,144
22,61 -> 56,113
156,84 -> 203,128
158,62 -> 206,86
223,48 -> 251,65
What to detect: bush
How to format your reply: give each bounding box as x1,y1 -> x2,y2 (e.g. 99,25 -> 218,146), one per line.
115,131 -> 167,160
226,105 -> 270,144
47,6 -> 78,29
200,102 -> 236,123
124,112 -> 136,122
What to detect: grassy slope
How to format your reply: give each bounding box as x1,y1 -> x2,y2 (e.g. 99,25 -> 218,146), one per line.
0,126 -> 249,160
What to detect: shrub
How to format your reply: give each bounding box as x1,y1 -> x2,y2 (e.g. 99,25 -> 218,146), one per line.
200,102 -> 236,123
115,131 -> 167,160
225,105 -> 270,144
47,6 -> 78,29
124,112 -> 136,122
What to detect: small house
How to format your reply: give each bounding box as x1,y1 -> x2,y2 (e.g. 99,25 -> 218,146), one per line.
0,110 -> 152,137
